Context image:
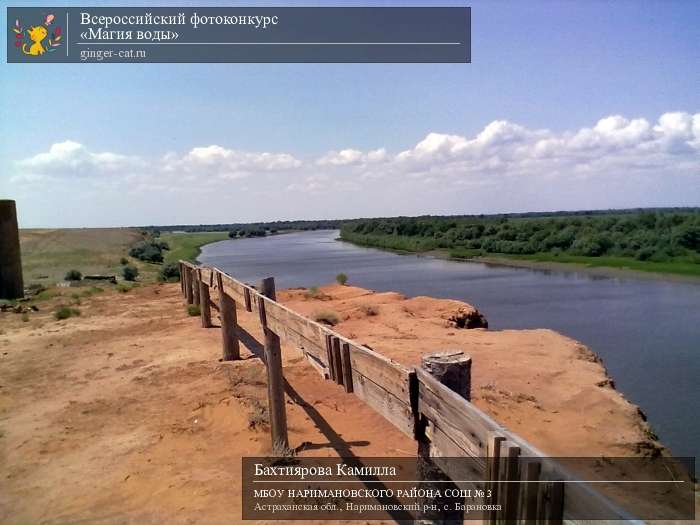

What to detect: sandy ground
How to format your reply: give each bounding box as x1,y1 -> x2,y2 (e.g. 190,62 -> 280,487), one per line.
0,282 -> 691,523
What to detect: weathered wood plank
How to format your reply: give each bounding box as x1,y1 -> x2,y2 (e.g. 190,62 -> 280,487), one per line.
350,369 -> 413,437
264,315 -> 327,364
346,344 -> 412,403
417,368 -> 501,458
332,337 -> 343,386
199,267 -> 213,285
341,342 -> 353,393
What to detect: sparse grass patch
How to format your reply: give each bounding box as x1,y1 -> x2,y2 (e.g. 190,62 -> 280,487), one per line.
81,286 -> 104,297
305,286 -> 321,298
35,289 -> 61,301
313,309 -> 340,326
247,399 -> 269,430
54,306 -> 81,320
116,283 -> 132,293
304,286 -> 330,300
360,304 -> 379,316
187,304 -> 201,316
21,312 -> 29,322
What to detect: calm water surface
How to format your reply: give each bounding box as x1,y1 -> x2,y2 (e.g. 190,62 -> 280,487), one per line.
200,230 -> 700,460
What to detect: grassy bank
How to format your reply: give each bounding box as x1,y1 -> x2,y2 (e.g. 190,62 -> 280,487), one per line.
18,229 -> 229,288
341,231 -> 700,278
160,231 -> 229,263
19,228 -> 143,285
451,250 -> 700,278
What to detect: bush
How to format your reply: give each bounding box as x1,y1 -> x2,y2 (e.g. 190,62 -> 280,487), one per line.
675,224 -> 700,251
120,257 -> 129,265
54,306 -> 81,320
313,309 -> 340,326
636,247 -> 655,261
65,269 -> 82,281
360,305 -> 379,316
117,283 -> 132,293
335,273 -> 348,285
129,241 -> 165,263
305,286 -> 321,299
158,262 -> 180,282
122,265 -> 139,281
187,304 -> 201,316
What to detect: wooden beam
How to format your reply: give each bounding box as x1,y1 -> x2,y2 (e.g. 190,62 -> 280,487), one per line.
332,337 -> 343,387
258,277 -> 289,454
192,269 -> 201,306
185,266 -> 194,305
199,277 -> 212,328
217,272 -> 240,361
341,342 -> 353,393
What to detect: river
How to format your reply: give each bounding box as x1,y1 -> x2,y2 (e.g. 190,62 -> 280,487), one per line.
199,229 -> 699,460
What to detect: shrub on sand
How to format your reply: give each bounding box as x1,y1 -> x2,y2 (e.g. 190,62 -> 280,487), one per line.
313,309 -> 340,326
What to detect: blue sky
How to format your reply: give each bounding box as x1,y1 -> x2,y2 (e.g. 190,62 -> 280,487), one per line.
1,0 -> 698,227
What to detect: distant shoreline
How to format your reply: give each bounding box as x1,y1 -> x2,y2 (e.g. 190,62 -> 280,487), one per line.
335,237 -> 700,284
447,253 -> 700,284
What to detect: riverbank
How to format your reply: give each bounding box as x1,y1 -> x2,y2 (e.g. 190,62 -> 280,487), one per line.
336,236 -> 700,283
448,251 -> 700,283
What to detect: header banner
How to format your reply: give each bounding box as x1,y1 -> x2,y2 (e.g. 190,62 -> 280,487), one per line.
6,7 -> 471,63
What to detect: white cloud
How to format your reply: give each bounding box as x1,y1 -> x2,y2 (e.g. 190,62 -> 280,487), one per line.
317,148 -> 387,166
15,140 -> 140,181
9,111 -> 699,227
162,145 -> 302,180
315,111 -> 699,183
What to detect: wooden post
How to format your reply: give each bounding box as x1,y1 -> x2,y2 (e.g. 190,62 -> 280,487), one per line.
325,334 -> 336,381
244,287 -> 252,312
217,272 -> 240,361
192,269 -> 201,306
341,342 -> 354,393
420,350 -> 471,401
417,351 -> 472,524
258,277 -> 289,453
199,277 -> 212,328
185,266 -> 194,305
332,337 -> 343,387
0,200 -> 24,300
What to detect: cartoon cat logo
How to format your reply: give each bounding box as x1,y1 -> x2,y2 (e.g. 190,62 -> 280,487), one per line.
12,14 -> 62,57
24,25 -> 48,55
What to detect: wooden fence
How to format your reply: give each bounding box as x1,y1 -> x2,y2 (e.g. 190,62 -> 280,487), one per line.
179,260 -> 641,524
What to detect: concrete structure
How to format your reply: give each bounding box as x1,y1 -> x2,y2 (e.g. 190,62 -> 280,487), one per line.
0,200 -> 23,299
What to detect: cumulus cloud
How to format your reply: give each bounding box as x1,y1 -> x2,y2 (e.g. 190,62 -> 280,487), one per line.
15,140 -> 140,180
13,112 -> 700,204
163,145 -> 302,180
315,112 -> 699,183
316,147 -> 387,166
13,142 -> 303,188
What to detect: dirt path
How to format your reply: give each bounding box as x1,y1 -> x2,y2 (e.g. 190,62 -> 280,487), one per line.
0,282 -> 673,523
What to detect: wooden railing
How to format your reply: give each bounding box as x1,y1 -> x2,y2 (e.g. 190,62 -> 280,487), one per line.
179,260 -> 641,524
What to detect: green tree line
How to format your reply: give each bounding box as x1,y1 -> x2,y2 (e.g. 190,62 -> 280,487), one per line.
340,210 -> 700,264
